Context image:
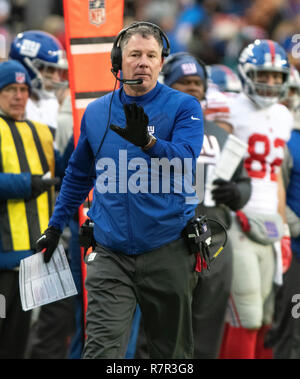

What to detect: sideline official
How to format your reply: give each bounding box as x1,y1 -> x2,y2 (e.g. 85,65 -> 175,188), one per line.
0,60 -> 58,358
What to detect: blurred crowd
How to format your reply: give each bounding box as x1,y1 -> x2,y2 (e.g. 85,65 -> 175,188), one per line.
128,0 -> 300,71
1,0 -> 299,71
0,0 -> 64,55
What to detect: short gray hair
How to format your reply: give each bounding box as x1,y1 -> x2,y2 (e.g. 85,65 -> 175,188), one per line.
120,23 -> 164,54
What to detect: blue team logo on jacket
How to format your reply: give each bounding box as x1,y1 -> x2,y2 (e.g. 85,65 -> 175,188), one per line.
147,125 -> 155,135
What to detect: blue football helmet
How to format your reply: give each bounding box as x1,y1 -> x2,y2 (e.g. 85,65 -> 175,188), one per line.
9,30 -> 68,90
238,39 -> 290,108
208,64 -> 242,93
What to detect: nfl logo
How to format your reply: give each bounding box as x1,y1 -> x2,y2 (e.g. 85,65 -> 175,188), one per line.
89,0 -> 106,26
15,72 -> 25,84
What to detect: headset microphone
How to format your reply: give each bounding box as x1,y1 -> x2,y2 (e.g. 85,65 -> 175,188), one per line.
111,69 -> 143,85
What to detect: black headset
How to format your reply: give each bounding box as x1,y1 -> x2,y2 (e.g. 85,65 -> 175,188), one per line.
161,52 -> 208,94
111,21 -> 171,74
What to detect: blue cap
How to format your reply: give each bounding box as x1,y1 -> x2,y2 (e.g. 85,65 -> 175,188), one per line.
0,60 -> 31,91
163,54 -> 206,87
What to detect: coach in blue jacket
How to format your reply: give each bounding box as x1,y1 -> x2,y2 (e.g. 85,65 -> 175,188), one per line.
36,22 -> 204,359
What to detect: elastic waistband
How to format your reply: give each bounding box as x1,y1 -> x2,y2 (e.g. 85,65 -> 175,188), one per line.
95,237 -> 187,256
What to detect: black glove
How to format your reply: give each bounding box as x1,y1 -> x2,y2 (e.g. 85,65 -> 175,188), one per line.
110,103 -> 150,147
211,178 -> 241,211
35,226 -> 61,263
31,175 -> 60,199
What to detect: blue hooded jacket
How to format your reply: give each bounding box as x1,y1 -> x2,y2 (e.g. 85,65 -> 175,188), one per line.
50,82 -> 204,255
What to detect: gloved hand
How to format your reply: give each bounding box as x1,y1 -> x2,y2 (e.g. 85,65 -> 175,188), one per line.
281,224 -> 292,274
110,103 -> 150,147
211,178 -> 241,210
35,226 -> 61,263
31,175 -> 60,199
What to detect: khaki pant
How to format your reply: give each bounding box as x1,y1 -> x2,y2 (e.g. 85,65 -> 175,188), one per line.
82,238 -> 198,359
227,218 -> 275,329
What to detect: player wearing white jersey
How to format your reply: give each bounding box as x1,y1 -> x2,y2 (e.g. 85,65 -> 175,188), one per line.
228,92 -> 291,214
219,39 -> 293,359
26,95 -> 60,130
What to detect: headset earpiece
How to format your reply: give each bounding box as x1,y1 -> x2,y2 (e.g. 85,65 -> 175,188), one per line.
111,45 -> 122,74
111,21 -> 170,74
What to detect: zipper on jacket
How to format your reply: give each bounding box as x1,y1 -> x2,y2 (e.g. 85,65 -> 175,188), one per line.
124,190 -> 136,253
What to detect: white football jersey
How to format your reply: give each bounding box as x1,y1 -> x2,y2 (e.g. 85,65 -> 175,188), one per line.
227,92 -> 293,214
202,83 -> 231,123
26,95 -> 59,130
